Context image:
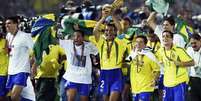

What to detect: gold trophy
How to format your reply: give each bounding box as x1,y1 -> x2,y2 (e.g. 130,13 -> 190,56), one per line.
111,0 -> 124,9
102,0 -> 124,14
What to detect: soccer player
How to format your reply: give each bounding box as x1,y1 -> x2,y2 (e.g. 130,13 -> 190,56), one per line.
146,28 -> 162,101
126,35 -> 160,101
119,16 -> 133,101
5,16 -> 35,101
157,30 -> 194,101
32,42 -> 66,101
146,29 -> 161,53
0,32 -> 9,101
92,5 -> 127,101
61,30 -> 98,101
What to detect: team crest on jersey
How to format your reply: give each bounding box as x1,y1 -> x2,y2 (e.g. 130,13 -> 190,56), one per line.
171,52 -> 176,59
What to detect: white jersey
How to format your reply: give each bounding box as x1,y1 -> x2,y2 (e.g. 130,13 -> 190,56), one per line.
154,25 -> 186,48
6,31 -> 33,75
60,40 -> 98,84
187,47 -> 201,78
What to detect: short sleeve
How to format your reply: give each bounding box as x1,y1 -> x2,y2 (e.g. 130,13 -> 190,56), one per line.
25,34 -> 34,50
177,48 -> 193,62
151,59 -> 160,72
89,43 -> 98,55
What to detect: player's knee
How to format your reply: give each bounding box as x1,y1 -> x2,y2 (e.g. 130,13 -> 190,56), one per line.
67,95 -> 76,101
67,92 -> 76,101
10,93 -> 20,101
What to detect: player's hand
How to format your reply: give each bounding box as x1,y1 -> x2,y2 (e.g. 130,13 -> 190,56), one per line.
31,64 -> 37,78
102,4 -> 112,18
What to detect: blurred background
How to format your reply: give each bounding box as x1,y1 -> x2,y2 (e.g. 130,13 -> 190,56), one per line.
0,0 -> 200,17
0,0 -> 201,35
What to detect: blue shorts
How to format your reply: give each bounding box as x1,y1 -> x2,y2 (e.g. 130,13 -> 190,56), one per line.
99,68 -> 123,95
132,92 -> 152,101
163,82 -> 187,101
6,72 -> 29,90
0,76 -> 8,96
64,79 -> 91,96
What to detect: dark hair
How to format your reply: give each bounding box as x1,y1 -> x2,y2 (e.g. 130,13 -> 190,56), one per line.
148,28 -> 154,34
6,16 -> 19,24
136,35 -> 148,44
162,30 -> 174,38
0,33 -> 4,38
163,16 -> 175,26
74,30 -> 85,37
190,34 -> 201,40
105,23 -> 117,32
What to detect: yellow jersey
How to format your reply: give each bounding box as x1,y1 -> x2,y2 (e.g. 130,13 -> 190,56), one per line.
90,36 -> 127,70
35,45 -> 65,79
147,41 -> 161,53
130,52 -> 160,94
0,39 -> 8,76
121,39 -> 132,76
157,45 -> 193,87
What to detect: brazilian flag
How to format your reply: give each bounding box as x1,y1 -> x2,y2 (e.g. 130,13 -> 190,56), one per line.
175,17 -> 193,43
61,17 -> 104,37
31,18 -> 56,65
126,27 -> 146,38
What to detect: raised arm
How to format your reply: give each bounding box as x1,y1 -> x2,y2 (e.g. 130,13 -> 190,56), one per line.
112,10 -> 123,34
93,16 -> 106,42
146,11 -> 157,30
93,4 -> 111,42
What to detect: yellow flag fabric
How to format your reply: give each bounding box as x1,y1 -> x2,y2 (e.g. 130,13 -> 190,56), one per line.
42,13 -> 56,21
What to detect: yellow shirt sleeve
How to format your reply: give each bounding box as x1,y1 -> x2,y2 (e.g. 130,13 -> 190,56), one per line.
177,47 -> 193,62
